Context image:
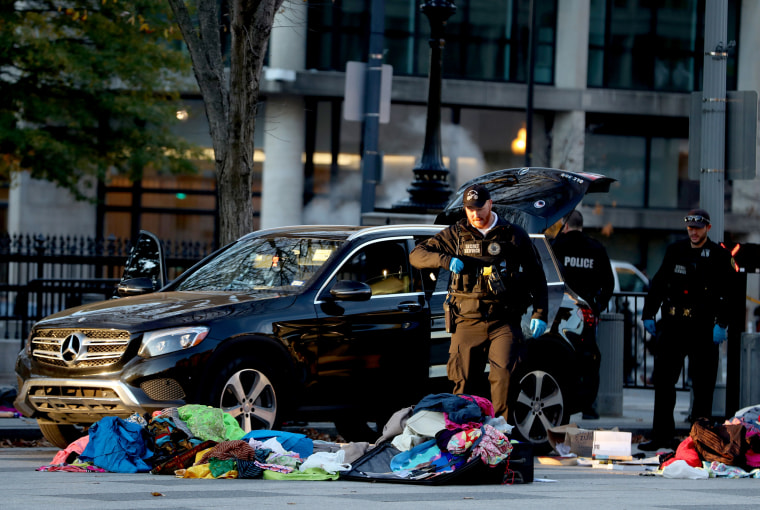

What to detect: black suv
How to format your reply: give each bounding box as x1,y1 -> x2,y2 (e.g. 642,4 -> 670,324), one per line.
14,167 -> 613,453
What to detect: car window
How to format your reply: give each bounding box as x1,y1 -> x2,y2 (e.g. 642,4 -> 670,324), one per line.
616,267 -> 647,292
336,240 -> 411,296
175,236 -> 344,293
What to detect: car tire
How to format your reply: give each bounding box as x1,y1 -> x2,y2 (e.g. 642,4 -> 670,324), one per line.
509,367 -> 569,455
210,359 -> 282,433
37,421 -> 86,449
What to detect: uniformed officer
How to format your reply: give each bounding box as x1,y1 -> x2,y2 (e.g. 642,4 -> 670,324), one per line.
551,209 -> 614,419
409,183 -> 549,419
638,208 -> 734,451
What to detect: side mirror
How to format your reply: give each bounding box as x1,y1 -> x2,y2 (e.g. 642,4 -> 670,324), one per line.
117,277 -> 158,297
329,280 -> 372,301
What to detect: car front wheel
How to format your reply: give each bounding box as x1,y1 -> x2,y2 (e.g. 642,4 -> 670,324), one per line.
212,363 -> 280,433
510,368 -> 568,454
37,421 -> 86,449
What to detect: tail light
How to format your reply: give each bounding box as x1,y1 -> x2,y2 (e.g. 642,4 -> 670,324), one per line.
580,306 -> 597,329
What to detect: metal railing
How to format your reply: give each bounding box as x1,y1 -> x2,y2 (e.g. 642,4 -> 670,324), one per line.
606,291 -> 690,391
0,233 -> 211,345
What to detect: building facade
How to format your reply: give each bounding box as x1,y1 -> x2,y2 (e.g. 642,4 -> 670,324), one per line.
7,0 -> 760,278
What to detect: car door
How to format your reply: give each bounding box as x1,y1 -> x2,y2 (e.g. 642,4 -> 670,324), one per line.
312,237 -> 430,416
116,230 -> 168,296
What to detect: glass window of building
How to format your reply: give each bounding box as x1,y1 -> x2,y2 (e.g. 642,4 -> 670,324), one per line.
306,0 -> 556,83
585,127 -> 696,212
588,0 -> 739,92
585,133 -> 646,208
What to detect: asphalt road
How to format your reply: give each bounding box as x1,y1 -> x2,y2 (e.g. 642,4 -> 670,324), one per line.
0,446 -> 757,509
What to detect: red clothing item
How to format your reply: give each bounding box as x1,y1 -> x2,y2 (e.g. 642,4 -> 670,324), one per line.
661,437 -> 701,468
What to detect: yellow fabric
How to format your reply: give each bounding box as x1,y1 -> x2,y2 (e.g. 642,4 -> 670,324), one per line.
194,447 -> 215,465
176,463 -> 238,479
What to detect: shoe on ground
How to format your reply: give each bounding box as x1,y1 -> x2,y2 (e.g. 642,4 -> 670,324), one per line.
582,409 -> 600,420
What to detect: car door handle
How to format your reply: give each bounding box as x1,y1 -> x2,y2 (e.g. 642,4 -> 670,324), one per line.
397,301 -> 422,312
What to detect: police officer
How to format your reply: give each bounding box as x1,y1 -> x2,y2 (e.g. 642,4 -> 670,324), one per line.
551,210 -> 614,419
638,208 -> 734,451
410,183 -> 549,419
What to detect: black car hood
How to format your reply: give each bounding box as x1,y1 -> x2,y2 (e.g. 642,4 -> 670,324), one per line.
33,290 -> 297,332
437,167 -> 614,233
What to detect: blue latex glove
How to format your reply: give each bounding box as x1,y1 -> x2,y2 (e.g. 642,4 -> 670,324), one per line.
713,324 -> 728,344
530,318 -> 547,338
449,257 -> 464,274
643,319 -> 657,336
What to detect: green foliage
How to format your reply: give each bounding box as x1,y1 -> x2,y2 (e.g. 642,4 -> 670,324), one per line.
0,0 -> 201,199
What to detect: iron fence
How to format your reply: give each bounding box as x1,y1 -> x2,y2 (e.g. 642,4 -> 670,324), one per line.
0,233 -> 211,345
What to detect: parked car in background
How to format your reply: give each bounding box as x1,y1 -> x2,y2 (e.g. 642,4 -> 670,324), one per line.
611,260 -> 650,295
14,168 -> 614,453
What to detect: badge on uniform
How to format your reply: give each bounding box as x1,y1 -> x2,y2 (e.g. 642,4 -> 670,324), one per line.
487,242 -> 501,255
463,241 -> 482,255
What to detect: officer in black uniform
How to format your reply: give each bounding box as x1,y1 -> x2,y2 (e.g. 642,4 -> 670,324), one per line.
638,208 -> 734,451
551,209 -> 614,419
409,183 -> 549,419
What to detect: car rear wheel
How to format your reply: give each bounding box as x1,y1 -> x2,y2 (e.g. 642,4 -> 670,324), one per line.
510,368 -> 568,454
37,421 -> 86,449
212,362 -> 280,433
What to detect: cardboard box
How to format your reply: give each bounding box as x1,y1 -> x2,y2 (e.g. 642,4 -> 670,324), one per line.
592,430 -> 632,459
547,424 -> 594,457
548,425 -> 632,459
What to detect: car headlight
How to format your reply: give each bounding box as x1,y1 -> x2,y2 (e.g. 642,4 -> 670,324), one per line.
138,326 -> 209,358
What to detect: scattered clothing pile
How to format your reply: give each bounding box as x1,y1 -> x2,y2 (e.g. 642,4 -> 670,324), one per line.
658,405 -> 760,479
37,404 -> 361,480
343,393 -> 533,485
35,393 -> 529,484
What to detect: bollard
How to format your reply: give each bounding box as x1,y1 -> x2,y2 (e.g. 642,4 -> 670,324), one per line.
597,312 -> 624,416
740,333 -> 760,408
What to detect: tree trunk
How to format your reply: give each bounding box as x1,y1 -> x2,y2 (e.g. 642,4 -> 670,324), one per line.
169,0 -> 285,246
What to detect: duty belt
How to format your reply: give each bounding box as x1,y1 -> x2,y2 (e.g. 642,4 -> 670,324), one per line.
667,306 -> 693,318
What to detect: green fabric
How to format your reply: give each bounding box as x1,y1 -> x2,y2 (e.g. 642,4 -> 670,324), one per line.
262,467 -> 339,481
208,458 -> 237,478
177,405 -> 245,442
222,412 -> 245,441
268,455 -> 299,469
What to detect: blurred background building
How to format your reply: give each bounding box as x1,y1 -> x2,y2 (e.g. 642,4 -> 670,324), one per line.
5,0 -> 760,279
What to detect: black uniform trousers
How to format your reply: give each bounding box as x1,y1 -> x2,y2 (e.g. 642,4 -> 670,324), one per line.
652,316 -> 719,442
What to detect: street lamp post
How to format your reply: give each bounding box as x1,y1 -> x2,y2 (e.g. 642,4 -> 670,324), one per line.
393,0 -> 456,212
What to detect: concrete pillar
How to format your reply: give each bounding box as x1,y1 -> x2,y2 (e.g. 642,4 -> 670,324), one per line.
731,0 -> 760,217
260,1 -> 307,229
740,333 -> 760,408
8,171 -> 96,237
551,0 -> 590,172
597,312 -> 624,417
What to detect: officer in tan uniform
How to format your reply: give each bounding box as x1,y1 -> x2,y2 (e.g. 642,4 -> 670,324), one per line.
410,184 -> 548,419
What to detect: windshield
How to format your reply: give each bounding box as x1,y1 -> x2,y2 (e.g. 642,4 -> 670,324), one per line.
175,236 -> 345,294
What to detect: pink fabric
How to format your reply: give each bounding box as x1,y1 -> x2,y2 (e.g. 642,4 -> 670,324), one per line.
468,424 -> 512,466
745,429 -> 760,467
50,435 -> 90,465
457,394 -> 495,418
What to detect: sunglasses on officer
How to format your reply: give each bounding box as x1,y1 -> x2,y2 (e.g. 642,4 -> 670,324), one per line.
684,215 -> 710,225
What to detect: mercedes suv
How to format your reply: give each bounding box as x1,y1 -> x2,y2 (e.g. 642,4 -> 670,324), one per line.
14,167 -> 613,453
